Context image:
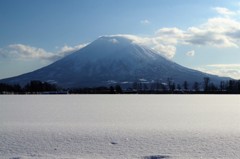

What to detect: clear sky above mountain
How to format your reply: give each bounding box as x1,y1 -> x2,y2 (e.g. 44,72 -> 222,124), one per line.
1,0 -> 240,79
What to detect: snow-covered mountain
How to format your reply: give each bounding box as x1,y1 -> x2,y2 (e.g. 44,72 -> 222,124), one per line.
0,36 -> 229,88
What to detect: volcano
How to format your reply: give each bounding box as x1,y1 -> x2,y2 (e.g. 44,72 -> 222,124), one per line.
0,35 -> 229,88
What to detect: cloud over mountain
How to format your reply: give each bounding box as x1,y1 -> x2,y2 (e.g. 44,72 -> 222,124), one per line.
0,35 -> 229,88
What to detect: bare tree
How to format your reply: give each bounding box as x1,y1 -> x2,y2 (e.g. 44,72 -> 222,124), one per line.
177,84 -> 181,91
193,82 -> 200,91
219,81 -> 225,91
183,81 -> 188,91
203,77 -> 210,91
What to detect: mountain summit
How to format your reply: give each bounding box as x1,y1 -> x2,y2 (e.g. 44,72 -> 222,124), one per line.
0,35 -> 228,88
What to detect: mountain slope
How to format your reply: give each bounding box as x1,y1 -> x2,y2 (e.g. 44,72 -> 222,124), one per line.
0,36 -> 229,88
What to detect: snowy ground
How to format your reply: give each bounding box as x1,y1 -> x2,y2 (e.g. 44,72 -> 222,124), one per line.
1,95 -> 240,159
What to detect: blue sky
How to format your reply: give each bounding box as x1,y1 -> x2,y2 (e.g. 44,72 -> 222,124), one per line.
1,0 -> 240,79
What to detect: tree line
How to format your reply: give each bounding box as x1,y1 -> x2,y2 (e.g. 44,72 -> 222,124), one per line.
0,80 -> 58,94
0,80 -> 123,94
131,77 -> 240,94
1,77 -> 240,94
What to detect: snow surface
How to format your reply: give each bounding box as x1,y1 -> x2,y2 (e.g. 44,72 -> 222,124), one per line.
1,95 -> 240,159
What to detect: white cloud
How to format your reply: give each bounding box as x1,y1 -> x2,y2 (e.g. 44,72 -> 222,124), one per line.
156,27 -> 185,38
0,48 -> 8,58
108,38 -> 119,44
213,7 -> 236,17
0,43 -> 87,62
141,8 -> 240,49
186,50 -> 195,56
196,64 -> 240,79
140,19 -> 150,24
109,34 -> 176,58
152,44 -> 176,58
185,17 -> 240,48
58,43 -> 88,57
148,7 -> 240,49
155,27 -> 185,45
111,7 -> 240,58
6,44 -> 55,60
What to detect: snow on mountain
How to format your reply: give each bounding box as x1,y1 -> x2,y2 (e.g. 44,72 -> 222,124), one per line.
0,35 -> 229,88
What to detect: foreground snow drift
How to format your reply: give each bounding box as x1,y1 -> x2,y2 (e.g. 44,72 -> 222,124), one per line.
1,95 -> 240,159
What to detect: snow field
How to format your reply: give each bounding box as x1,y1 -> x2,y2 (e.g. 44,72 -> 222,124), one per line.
1,95 -> 240,158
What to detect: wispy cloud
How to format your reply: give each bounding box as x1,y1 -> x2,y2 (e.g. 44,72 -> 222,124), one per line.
0,43 -> 87,61
140,19 -> 150,25
58,43 -> 88,58
196,64 -> 240,79
8,44 -> 56,60
155,27 -> 185,45
213,7 -> 236,17
108,38 -> 119,44
207,64 -> 240,68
